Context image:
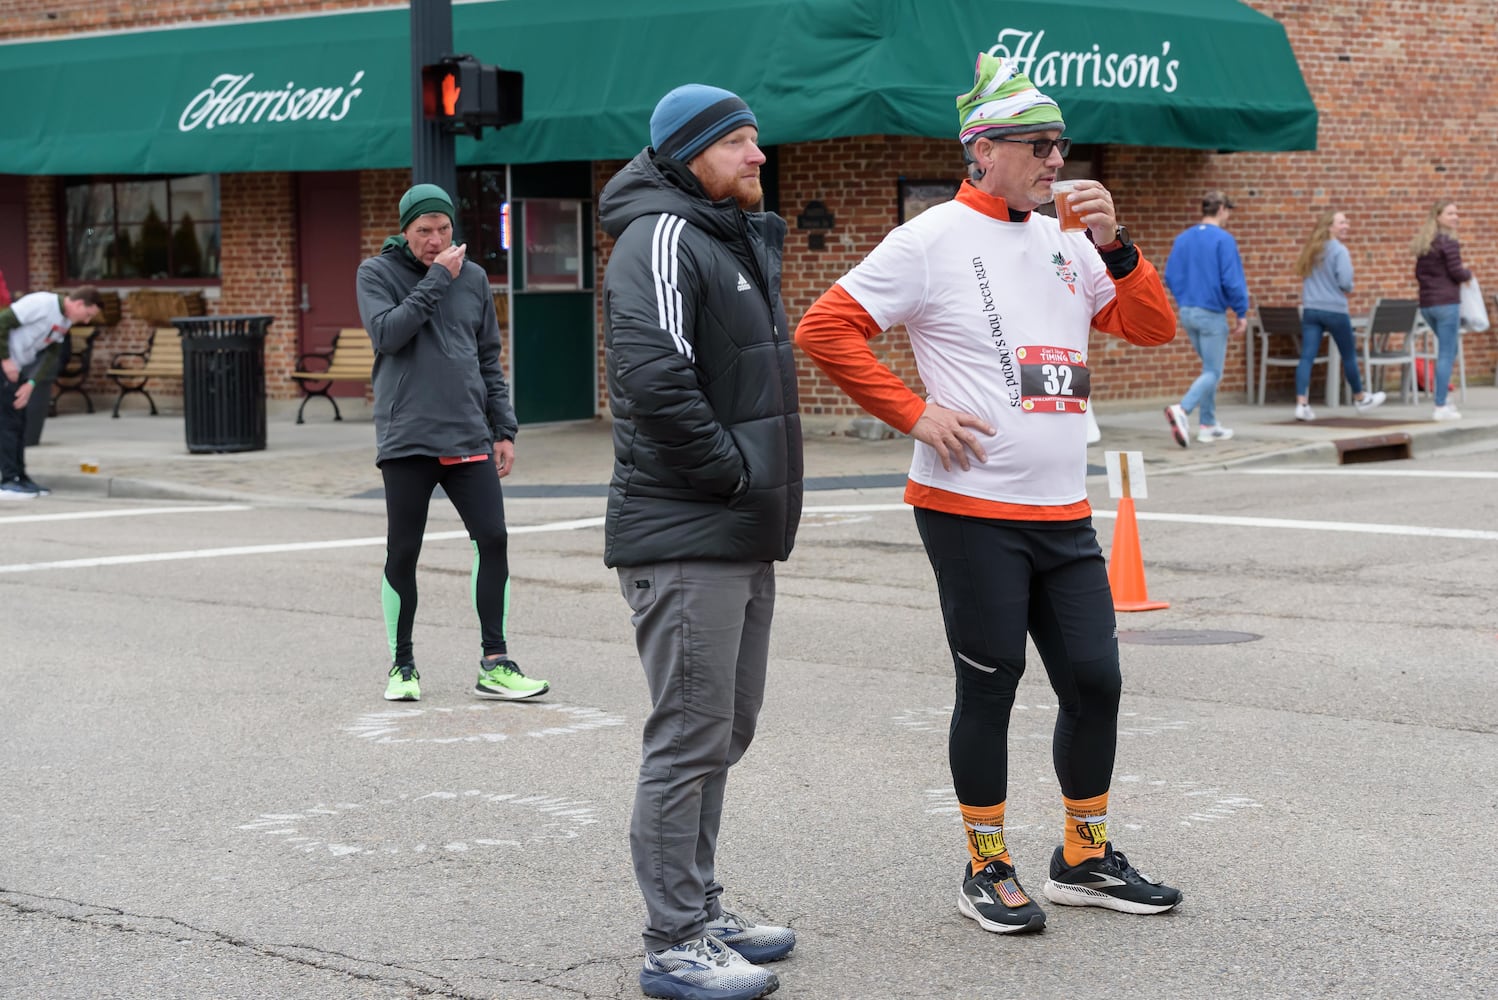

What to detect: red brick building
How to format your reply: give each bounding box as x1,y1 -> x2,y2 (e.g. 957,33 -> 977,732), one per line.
2,0 -> 1492,425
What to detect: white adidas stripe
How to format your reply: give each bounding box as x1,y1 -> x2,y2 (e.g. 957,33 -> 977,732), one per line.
650,214 -> 692,362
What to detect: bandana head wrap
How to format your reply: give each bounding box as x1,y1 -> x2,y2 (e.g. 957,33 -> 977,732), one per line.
957,52 -> 1065,144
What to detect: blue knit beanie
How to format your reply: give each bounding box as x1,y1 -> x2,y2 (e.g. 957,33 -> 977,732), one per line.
650,84 -> 757,162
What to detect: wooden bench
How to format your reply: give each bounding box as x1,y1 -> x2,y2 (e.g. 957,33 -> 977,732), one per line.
50,326 -> 103,415
289,328 -> 375,423
105,328 -> 183,417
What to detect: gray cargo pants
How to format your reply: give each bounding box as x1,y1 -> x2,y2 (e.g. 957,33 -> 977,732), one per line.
617,559 -> 775,953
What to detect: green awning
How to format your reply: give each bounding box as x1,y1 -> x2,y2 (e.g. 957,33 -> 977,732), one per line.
0,0 -> 1316,175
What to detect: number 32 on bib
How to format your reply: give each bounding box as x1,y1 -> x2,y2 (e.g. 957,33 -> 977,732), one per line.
1017,345 -> 1091,414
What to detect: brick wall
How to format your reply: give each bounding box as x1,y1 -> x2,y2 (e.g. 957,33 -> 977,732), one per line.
0,0 -> 390,38
9,0 -> 1497,416
219,173 -> 299,389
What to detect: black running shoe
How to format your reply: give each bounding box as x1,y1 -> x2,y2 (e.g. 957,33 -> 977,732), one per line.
1041,843 -> 1182,914
958,860 -> 1046,933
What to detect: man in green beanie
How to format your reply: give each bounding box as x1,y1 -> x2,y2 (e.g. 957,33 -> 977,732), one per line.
355,183 -> 550,704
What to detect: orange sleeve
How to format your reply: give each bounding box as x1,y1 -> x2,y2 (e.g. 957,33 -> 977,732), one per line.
1090,250 -> 1178,346
794,284 -> 928,434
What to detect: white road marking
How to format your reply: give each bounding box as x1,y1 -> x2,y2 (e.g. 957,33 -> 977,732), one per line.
341,702 -> 624,745
817,503 -> 1498,542
1236,468 -> 1498,479
4,498 -> 1493,576
0,516 -> 606,575
236,791 -> 602,858
1094,508 -> 1498,542
0,504 -> 250,525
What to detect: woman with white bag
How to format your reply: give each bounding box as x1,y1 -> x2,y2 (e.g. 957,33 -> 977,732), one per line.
1410,200 -> 1470,420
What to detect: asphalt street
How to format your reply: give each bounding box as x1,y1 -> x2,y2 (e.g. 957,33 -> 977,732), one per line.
3,416 -> 1496,999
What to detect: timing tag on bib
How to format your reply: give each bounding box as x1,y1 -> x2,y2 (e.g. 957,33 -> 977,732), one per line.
1016,345 -> 1091,414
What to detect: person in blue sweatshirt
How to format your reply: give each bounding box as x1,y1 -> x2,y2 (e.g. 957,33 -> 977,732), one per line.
1162,191 -> 1249,447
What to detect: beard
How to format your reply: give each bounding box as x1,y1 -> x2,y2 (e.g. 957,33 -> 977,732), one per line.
698,168 -> 763,211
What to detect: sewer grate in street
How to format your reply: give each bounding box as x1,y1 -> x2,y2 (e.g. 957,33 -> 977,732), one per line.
1118,629 -> 1262,646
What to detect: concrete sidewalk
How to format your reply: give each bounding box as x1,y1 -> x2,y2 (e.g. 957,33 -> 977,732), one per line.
18,384 -> 1498,504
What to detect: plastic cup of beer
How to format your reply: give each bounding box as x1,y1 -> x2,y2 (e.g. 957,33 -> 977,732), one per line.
80,457 -> 99,474
1051,179 -> 1088,232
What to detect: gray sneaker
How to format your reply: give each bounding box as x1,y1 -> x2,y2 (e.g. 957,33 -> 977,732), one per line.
640,935 -> 779,1000
705,909 -> 796,963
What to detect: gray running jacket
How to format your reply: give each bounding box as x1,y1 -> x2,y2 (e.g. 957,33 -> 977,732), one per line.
356,239 -> 516,464
600,150 -> 803,567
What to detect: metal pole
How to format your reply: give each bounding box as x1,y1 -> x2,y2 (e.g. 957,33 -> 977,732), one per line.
410,0 -> 460,238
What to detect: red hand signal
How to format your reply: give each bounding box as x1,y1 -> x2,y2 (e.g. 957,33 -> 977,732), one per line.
441,73 -> 461,116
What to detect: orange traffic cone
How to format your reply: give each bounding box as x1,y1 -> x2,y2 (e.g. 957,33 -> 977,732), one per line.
1107,497 -> 1169,612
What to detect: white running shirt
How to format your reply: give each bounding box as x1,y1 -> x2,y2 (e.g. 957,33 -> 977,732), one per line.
837,200 -> 1114,506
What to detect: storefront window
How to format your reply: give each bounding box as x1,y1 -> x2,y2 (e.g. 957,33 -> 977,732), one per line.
522,200 -> 584,290
898,178 -> 962,224
457,168 -> 509,282
63,174 -> 220,281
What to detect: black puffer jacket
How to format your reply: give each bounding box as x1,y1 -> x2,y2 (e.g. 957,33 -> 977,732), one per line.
599,150 -> 803,568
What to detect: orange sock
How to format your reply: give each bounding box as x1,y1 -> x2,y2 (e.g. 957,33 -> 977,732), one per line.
959,800 -> 1010,875
1062,792 -> 1110,867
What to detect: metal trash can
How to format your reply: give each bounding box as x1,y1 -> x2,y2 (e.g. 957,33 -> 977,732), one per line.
176,314 -> 272,454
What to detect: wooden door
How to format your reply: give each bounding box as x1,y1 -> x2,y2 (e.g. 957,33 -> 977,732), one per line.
0,174 -> 29,297
295,172 -> 363,394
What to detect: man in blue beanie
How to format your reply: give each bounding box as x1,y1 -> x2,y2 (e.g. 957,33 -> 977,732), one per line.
355,183 -> 551,705
600,84 -> 803,1000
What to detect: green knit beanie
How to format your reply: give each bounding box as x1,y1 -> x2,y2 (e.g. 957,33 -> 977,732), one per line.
398,183 -> 456,230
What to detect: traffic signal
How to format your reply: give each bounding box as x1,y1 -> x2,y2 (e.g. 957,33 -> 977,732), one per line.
421,55 -> 523,138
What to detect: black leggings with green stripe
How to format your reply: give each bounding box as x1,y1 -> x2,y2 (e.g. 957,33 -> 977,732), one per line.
381,455 -> 510,666
914,508 -> 1121,806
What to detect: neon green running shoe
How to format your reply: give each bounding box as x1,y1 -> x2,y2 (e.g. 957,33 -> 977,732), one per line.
474,657 -> 549,701
384,663 -> 421,701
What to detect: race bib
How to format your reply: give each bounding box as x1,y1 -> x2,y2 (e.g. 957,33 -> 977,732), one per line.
1016,345 -> 1090,414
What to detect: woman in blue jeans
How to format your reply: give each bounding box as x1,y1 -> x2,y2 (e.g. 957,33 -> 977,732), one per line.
1411,200 -> 1470,420
1293,211 -> 1384,420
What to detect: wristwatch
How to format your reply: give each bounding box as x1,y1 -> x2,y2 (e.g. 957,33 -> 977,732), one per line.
1096,226 -> 1132,252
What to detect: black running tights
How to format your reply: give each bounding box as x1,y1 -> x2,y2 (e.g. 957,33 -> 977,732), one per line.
914,508 -> 1121,806
381,455 -> 510,665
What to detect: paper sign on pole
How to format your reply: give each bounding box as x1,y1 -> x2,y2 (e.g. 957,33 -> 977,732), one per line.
1104,450 -> 1147,500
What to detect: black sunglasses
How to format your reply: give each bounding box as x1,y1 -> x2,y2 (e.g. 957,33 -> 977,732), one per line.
989,136 -> 1072,159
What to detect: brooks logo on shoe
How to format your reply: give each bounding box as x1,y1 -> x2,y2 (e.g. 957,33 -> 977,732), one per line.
1075,872 -> 1128,888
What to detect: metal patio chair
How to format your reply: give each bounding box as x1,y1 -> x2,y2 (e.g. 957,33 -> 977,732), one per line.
1358,297 -> 1420,404
1251,305 -> 1324,405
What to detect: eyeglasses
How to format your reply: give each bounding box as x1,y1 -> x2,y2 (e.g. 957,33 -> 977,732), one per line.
989,136 -> 1072,159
